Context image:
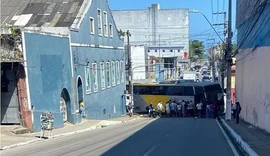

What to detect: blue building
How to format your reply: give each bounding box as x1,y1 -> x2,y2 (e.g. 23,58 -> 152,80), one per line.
1,0 -> 126,132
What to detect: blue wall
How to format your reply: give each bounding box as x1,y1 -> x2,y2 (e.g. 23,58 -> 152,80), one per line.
24,32 -> 73,132
237,3 -> 270,49
70,0 -> 126,120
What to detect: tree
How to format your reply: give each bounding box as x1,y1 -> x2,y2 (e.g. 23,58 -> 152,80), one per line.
189,40 -> 205,62
118,29 -> 126,38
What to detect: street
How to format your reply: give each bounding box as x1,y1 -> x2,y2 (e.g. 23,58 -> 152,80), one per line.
1,118 -> 238,156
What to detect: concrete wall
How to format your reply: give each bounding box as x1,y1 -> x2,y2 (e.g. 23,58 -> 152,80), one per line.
70,0 -> 126,120
112,4 -> 189,55
236,2 -> 270,132
236,47 -> 270,132
131,45 -> 147,80
24,32 -> 73,132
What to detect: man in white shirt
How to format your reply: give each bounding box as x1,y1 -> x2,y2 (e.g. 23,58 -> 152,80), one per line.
157,101 -> 163,117
196,101 -> 202,118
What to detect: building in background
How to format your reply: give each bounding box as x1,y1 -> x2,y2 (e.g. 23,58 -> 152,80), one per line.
130,45 -> 148,80
112,4 -> 189,80
235,0 -> 270,132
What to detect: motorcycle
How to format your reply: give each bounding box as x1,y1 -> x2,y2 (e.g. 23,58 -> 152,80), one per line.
149,109 -> 158,118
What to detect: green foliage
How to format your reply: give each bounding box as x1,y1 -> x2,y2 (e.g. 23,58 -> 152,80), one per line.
118,29 -> 126,37
189,40 -> 205,62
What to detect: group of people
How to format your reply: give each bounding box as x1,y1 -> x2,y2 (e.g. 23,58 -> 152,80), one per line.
146,100 -> 219,119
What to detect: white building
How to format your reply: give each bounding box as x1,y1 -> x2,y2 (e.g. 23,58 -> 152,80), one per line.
130,45 -> 148,80
112,4 -> 189,58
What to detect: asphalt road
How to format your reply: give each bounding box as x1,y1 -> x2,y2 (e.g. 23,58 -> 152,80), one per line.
1,118 -> 238,156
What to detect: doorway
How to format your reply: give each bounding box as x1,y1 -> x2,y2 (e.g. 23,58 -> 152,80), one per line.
60,88 -> 70,123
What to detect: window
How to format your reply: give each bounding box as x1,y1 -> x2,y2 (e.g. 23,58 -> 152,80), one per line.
97,9 -> 102,35
85,66 -> 91,94
90,17 -> 94,34
100,62 -> 105,90
109,23 -> 113,37
116,61 -> 120,84
147,50 -> 150,52
155,50 -> 157,52
120,61 -> 124,83
103,11 -> 108,36
92,63 -> 98,92
183,86 -> 194,96
170,49 -> 173,52
178,49 -> 181,52
162,50 -> 165,52
106,62 -> 111,88
111,61 -> 116,86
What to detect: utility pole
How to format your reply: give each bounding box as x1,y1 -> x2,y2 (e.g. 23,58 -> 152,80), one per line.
126,30 -> 133,105
158,34 -> 161,81
225,0 -> 233,121
213,11 -> 227,89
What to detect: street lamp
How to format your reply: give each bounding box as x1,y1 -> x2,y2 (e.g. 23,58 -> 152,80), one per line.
189,10 -> 224,43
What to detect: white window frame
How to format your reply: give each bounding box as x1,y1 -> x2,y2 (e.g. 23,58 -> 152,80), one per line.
103,11 -> 108,37
109,23 -> 113,38
90,17 -> 95,34
85,66 -> 91,94
100,62 -> 105,90
92,63 -> 98,92
111,61 -> 116,86
106,62 -> 111,88
97,9 -> 103,36
120,61 -> 124,83
116,61 -> 120,84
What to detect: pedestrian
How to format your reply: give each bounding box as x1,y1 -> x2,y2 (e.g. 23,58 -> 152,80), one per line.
157,101 -> 163,117
79,100 -> 85,118
196,101 -> 202,118
235,102 -> 242,124
232,103 -> 237,119
209,103 -> 215,118
166,101 -> 170,117
206,102 -> 210,118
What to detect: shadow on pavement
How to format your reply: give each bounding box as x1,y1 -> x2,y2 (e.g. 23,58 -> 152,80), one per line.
101,117 -> 236,156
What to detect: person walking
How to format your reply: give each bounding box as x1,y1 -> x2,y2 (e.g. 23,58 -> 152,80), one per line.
235,102 -> 242,124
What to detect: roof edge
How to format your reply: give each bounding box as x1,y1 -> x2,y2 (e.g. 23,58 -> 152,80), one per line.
70,0 -> 93,31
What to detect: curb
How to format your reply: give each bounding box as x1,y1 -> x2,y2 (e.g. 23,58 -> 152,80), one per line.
0,116 -> 140,151
219,118 -> 259,156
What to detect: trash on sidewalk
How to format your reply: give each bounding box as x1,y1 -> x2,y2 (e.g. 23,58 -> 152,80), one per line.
40,111 -> 54,139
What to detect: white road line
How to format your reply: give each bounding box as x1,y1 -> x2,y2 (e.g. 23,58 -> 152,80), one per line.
143,144 -> 160,156
216,119 -> 240,156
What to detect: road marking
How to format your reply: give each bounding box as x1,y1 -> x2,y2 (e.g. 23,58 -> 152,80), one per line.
143,144 -> 160,156
216,119 -> 239,156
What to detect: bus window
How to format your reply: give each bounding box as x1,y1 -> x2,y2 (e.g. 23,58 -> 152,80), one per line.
133,86 -> 139,94
152,86 -> 161,95
195,86 -> 204,94
166,86 -> 183,96
183,86 -> 194,96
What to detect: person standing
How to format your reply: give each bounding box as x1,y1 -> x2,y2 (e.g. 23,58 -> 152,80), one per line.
157,101 -> 163,117
196,101 -> 202,118
235,102 -> 242,124
166,101 -> 170,117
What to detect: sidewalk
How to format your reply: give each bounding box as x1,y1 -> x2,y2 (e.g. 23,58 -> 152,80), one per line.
0,115 -> 140,150
221,117 -> 270,156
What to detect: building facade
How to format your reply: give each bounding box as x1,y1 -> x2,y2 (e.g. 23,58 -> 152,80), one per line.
235,0 -> 270,132
112,4 -> 190,78
1,0 -> 126,132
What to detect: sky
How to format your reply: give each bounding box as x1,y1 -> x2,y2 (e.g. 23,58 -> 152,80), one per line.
108,0 -> 237,50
